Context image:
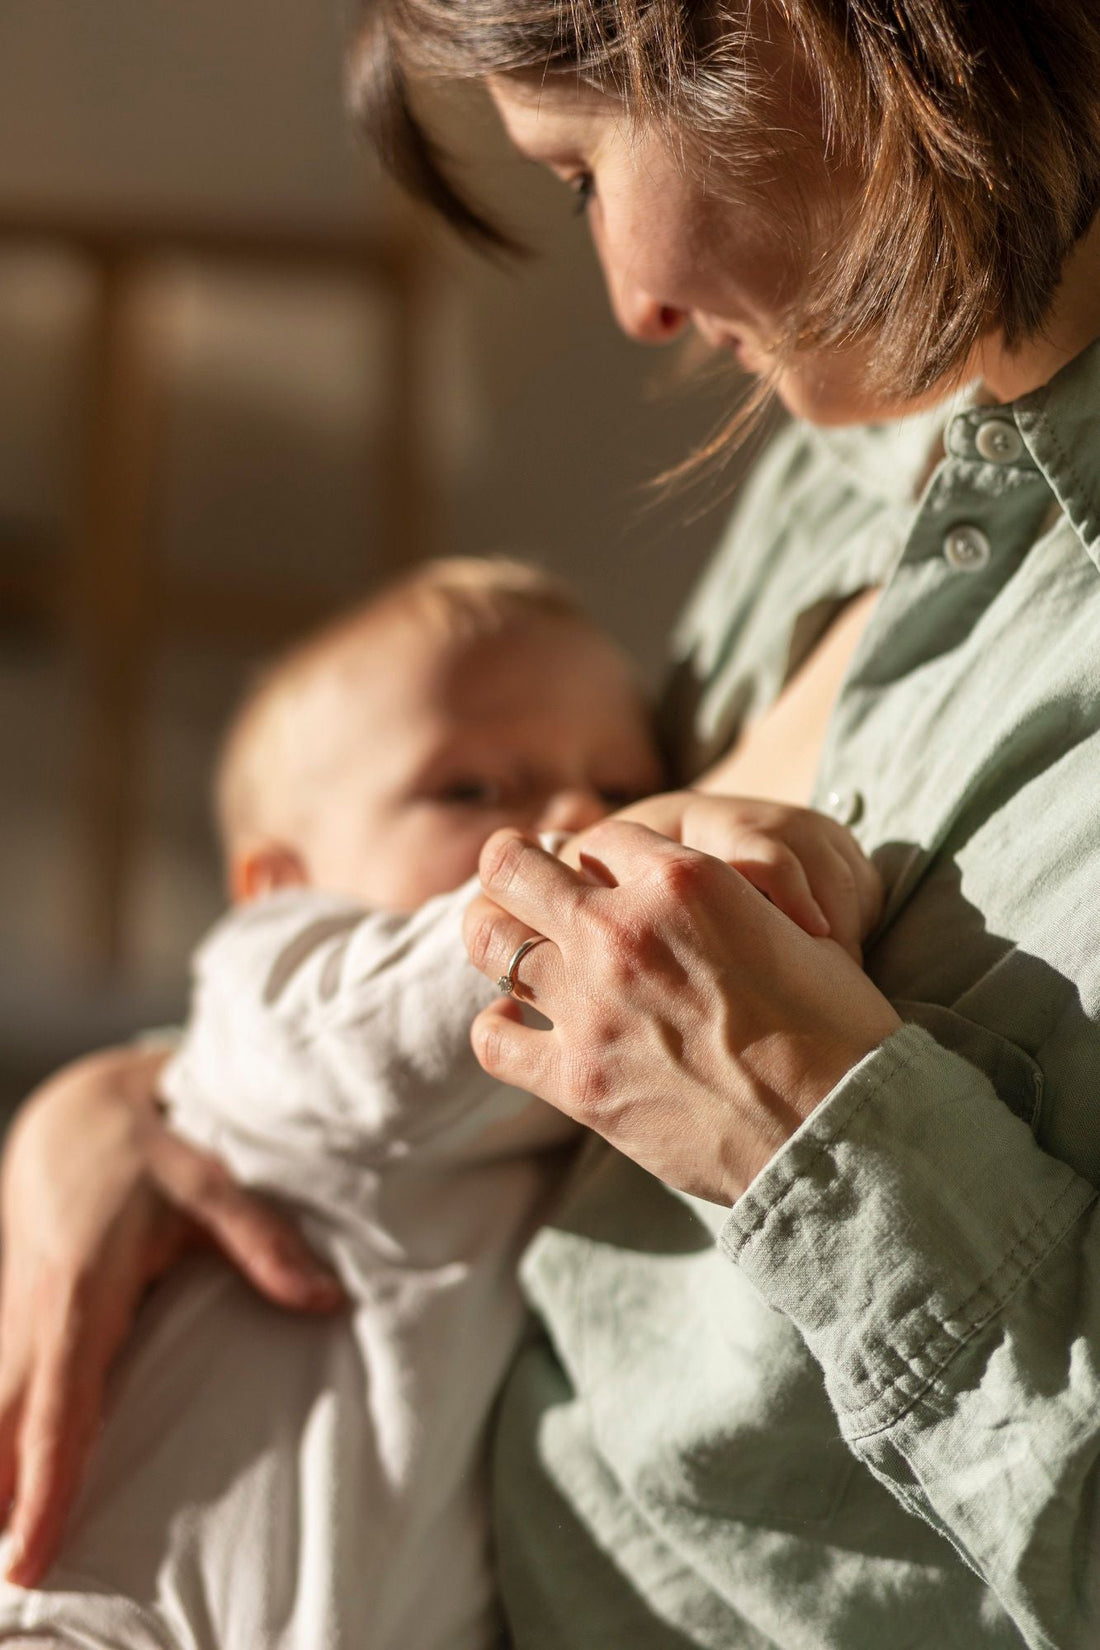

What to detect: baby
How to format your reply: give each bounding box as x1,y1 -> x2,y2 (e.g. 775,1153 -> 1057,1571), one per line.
0,558 -> 876,1650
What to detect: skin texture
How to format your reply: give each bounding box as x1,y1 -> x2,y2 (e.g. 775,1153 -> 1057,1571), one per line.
463,821 -> 899,1206
462,789 -> 896,1204
0,1048 -> 346,1587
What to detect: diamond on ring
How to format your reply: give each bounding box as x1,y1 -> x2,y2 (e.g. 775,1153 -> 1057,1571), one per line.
498,936 -> 545,998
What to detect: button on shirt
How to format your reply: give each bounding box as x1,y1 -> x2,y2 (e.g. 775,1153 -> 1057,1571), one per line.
495,349 -> 1100,1650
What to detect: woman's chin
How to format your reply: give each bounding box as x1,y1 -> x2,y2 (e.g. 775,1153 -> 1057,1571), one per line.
773,350 -> 972,428
772,360 -> 890,427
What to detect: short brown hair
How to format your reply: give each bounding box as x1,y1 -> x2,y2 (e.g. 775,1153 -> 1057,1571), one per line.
350,0 -> 1100,407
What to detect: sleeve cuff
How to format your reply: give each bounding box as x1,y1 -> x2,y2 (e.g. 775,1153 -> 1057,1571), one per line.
720,1023 -> 1096,1436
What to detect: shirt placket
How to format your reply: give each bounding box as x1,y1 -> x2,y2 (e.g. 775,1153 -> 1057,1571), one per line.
813,406 -> 1058,920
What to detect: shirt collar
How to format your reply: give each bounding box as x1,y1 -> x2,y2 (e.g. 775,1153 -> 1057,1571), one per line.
812,337 -> 1100,572
810,382 -> 979,509
1015,337 -> 1100,572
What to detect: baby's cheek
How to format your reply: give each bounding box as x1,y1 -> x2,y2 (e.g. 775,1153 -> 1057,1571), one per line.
408,818 -> 491,902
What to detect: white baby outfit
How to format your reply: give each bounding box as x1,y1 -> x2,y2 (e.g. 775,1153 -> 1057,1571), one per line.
0,882 -> 577,1650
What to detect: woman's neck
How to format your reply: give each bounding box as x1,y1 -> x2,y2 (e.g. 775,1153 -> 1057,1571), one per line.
979,214 -> 1100,403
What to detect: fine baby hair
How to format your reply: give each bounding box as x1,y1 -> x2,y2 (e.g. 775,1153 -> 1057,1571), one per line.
214,555 -> 590,860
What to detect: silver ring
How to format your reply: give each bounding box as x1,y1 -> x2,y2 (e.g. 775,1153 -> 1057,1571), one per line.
497,936 -> 546,997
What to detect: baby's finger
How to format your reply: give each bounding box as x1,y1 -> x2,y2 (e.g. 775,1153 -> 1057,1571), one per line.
470,1000 -> 563,1106
146,1131 -> 344,1312
809,841 -> 865,961
730,837 -> 830,937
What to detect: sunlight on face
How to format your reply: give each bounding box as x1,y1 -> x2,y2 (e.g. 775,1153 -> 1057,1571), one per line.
489,76 -> 971,425
293,612 -> 662,912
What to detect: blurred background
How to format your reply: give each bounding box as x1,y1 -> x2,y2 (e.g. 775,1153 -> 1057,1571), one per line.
0,0 -> 750,1110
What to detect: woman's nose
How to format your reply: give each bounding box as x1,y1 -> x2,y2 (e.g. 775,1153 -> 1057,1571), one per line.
591,218 -> 688,344
607,277 -> 689,345
537,788 -> 609,835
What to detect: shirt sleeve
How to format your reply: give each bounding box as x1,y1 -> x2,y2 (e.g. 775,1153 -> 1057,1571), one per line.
721,1022 -> 1100,1650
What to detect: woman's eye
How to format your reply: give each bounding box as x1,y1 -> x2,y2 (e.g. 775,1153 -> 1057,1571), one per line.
569,171 -> 596,214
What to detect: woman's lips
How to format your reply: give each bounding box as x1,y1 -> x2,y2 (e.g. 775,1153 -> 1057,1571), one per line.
695,317 -> 767,371
726,331 -> 766,372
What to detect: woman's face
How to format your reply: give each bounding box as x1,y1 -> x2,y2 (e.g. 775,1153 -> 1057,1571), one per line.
489,76 -> 950,426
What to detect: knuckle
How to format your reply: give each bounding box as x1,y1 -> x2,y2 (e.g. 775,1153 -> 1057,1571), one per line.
564,1047 -> 616,1116
651,849 -> 713,904
749,837 -> 792,871
478,829 -> 526,890
185,1154 -> 234,1214
464,909 -> 503,975
470,1016 -> 504,1073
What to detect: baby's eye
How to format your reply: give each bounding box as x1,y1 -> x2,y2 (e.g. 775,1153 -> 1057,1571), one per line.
598,785 -> 644,808
436,779 -> 507,808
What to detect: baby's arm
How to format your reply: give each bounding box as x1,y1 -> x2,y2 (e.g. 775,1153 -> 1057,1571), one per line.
164,881 -> 569,1174
561,792 -> 881,962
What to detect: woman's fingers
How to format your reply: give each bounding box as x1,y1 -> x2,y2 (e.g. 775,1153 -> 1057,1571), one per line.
807,840 -> 864,960
476,830 -> 594,939
808,837 -> 883,959
462,895 -> 562,1009
1,1239 -> 150,1588
145,1130 -> 344,1312
0,1378 -> 22,1518
5,1309 -> 112,1585
470,999 -> 561,1102
0,1044 -> 341,1589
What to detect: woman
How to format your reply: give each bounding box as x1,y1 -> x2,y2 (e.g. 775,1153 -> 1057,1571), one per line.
4,3 -> 1100,1645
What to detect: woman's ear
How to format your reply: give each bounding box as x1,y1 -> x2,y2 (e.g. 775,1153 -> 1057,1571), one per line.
230,842 -> 310,904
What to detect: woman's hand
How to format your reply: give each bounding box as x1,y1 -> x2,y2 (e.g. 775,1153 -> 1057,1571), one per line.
464,822 -> 901,1206
0,1048 -> 342,1587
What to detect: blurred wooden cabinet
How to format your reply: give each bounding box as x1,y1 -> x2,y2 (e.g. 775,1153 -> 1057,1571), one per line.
0,205 -> 435,970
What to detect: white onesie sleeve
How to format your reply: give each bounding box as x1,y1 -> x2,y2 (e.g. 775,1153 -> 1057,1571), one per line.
162,878 -> 573,1176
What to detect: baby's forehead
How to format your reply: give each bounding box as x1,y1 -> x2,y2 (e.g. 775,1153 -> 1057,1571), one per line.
323,605 -> 602,693
307,606 -> 643,752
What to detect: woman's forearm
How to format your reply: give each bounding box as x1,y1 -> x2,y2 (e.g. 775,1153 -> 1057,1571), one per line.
0,1042 -> 340,1585
724,1023 -> 1100,1650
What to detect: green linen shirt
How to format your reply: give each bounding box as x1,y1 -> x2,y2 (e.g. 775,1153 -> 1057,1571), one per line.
493,343 -> 1100,1650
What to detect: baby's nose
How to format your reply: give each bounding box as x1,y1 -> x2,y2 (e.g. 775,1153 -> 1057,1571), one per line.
537,788 -> 608,835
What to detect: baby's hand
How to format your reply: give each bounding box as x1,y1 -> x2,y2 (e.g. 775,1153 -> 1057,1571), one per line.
678,795 -> 881,961
560,792 -> 882,962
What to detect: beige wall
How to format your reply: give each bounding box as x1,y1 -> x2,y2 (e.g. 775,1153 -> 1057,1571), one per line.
0,3 -> 742,664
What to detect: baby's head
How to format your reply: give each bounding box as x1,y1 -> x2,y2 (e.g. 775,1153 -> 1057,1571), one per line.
216,558 -> 662,912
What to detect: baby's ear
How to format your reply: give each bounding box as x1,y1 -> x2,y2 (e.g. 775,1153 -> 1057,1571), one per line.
230,842 -> 310,904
